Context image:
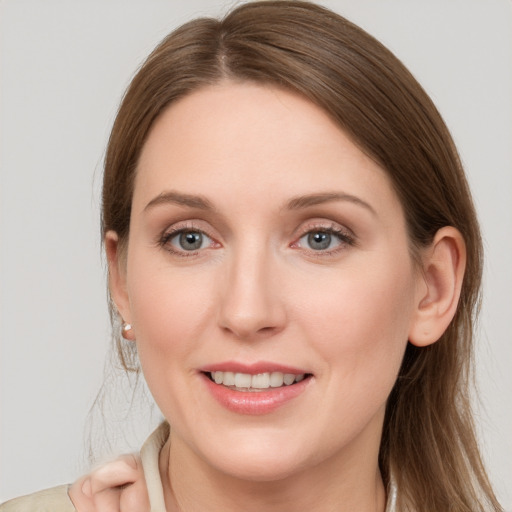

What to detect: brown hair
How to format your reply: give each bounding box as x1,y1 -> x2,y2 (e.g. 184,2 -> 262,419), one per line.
101,2 -> 501,510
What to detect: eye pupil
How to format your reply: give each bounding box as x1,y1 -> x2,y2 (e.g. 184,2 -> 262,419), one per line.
308,231 -> 331,250
179,231 -> 203,250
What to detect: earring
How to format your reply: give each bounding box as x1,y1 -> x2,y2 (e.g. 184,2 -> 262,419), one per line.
121,322 -> 135,341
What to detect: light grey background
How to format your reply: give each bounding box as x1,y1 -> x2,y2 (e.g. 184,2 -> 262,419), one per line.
1,0 -> 511,508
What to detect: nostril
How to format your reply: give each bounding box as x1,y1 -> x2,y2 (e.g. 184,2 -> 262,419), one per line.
220,322 -> 283,341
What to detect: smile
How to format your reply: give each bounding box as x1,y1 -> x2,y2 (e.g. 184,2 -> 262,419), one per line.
208,371 -> 306,391
200,364 -> 312,415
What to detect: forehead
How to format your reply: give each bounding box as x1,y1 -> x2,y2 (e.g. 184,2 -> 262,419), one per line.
134,81 -> 401,219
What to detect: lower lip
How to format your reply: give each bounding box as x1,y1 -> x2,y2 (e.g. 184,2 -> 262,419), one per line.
201,373 -> 311,415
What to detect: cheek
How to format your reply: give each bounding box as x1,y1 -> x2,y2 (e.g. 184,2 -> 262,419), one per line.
127,268 -> 218,433
129,246 -> 212,327
299,254 -> 416,393
125,255 -> 216,387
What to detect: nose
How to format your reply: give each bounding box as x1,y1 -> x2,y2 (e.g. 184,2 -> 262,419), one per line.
217,244 -> 286,340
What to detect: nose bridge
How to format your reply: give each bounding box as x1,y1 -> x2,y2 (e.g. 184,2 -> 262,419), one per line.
217,237 -> 285,339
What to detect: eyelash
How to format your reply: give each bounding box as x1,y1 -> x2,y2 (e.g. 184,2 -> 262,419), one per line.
158,222 -> 355,258
291,223 -> 355,256
158,222 -> 218,257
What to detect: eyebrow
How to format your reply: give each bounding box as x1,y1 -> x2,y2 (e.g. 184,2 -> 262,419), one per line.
144,190 -> 376,216
144,191 -> 214,212
286,192 -> 376,215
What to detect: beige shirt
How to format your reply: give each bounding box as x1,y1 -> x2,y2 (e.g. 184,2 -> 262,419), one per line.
0,422 -> 397,511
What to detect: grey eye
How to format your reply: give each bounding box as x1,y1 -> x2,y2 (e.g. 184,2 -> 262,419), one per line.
306,231 -> 333,250
169,231 -> 210,251
180,232 -> 203,250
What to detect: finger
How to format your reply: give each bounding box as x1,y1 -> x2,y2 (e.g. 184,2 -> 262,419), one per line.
70,478 -> 150,512
89,455 -> 142,494
90,488 -> 123,512
87,478 -> 150,512
68,454 -> 145,512
119,479 -> 151,512
68,477 -> 96,512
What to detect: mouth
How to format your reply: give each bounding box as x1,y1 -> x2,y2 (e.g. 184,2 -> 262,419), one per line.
199,362 -> 313,414
204,371 -> 310,392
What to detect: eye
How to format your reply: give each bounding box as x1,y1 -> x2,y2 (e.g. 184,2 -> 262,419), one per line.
303,231 -> 337,251
160,228 -> 216,254
174,231 -> 207,251
294,225 -> 354,253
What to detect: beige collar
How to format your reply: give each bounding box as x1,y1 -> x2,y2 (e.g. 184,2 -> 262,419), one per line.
140,422 -> 169,512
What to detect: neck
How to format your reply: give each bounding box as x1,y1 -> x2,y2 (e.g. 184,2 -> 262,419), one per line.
159,427 -> 387,512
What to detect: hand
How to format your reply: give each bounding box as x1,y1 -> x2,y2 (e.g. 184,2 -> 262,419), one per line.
68,454 -> 150,512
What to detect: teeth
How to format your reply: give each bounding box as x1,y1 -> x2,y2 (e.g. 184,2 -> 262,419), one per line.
270,372 -> 284,387
223,372 -> 235,386
283,373 -> 295,385
234,373 -> 252,388
210,371 -> 305,389
251,373 -> 270,388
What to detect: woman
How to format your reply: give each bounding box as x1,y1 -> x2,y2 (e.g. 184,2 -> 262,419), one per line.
1,1 -> 504,511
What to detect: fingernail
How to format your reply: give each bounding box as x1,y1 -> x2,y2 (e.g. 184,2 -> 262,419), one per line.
81,478 -> 92,498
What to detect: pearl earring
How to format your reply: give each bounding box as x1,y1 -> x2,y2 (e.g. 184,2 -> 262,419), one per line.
121,322 -> 135,341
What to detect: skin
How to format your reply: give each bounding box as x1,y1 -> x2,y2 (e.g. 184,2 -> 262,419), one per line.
68,455 -> 149,512
105,82 -> 465,512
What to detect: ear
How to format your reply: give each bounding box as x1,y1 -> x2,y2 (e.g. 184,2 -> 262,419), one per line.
408,226 -> 466,347
105,230 -> 135,341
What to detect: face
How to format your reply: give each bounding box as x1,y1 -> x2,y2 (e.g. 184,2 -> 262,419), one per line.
110,82 -> 424,481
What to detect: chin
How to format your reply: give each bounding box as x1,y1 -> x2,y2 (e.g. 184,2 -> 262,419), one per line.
195,431 -> 315,482
213,453 -> 307,483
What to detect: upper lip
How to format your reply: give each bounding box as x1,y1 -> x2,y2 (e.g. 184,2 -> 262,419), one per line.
199,361 -> 310,375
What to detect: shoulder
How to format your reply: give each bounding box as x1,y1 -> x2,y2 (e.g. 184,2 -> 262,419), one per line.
0,485 -> 75,512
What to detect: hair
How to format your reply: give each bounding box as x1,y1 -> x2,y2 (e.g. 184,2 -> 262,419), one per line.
101,1 -> 501,510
